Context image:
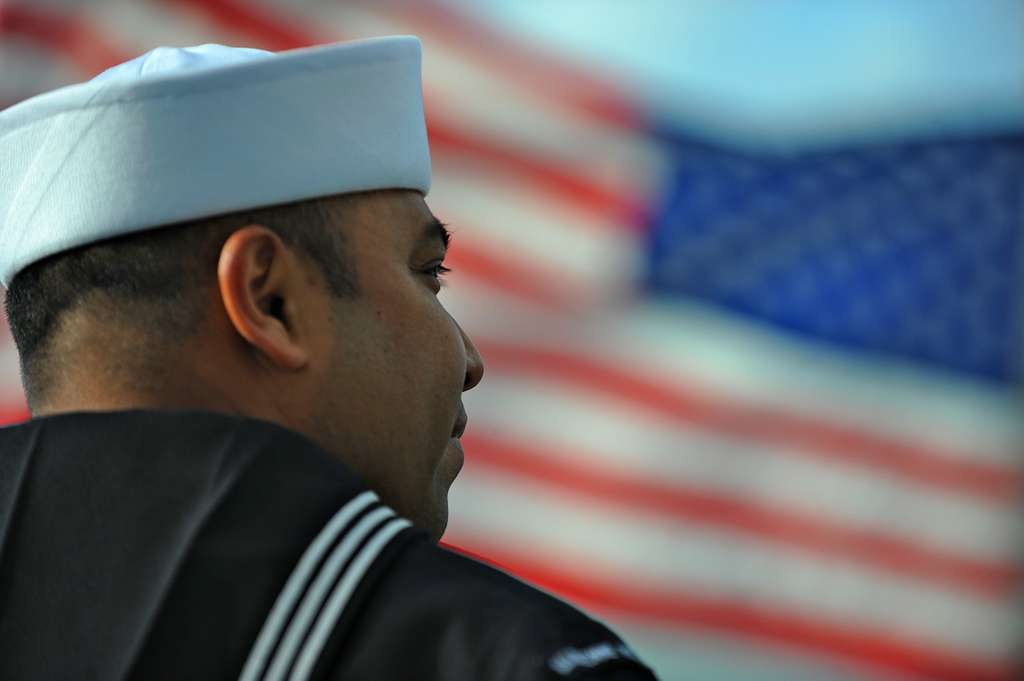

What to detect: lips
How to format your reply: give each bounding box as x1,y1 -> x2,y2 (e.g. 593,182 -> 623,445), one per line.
447,436 -> 465,478
451,406 -> 468,439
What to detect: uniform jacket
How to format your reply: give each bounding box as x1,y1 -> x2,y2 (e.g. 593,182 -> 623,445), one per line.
0,410 -> 658,681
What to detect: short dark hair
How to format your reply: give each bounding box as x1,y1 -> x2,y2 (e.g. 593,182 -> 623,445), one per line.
4,196 -> 358,405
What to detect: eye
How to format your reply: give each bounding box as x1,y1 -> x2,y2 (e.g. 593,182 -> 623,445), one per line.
429,264 -> 452,279
425,263 -> 452,289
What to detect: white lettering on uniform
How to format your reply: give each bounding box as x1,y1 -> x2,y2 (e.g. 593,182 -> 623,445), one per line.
548,641 -> 638,676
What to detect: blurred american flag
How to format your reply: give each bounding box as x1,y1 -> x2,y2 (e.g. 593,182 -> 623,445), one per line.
2,2 -> 1022,680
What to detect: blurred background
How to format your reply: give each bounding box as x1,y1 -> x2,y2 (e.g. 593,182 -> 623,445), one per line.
2,1 -> 1023,679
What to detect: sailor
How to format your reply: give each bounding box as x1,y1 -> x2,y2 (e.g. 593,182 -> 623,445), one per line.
0,37 -> 658,680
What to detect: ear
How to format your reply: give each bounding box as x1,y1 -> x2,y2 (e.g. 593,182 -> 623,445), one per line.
217,225 -> 310,370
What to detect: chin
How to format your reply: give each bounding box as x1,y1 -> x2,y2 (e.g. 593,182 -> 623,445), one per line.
424,495 -> 449,544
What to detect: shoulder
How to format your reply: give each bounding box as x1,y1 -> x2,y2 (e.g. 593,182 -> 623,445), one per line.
328,534 -> 659,680
236,513 -> 658,681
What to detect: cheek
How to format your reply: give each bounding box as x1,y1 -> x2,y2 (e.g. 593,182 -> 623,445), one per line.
350,274 -> 466,429
420,308 -> 467,400
383,292 -> 465,389
317,290 -> 463,528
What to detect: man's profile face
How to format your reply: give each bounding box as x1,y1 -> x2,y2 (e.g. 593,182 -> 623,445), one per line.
305,190 -> 483,542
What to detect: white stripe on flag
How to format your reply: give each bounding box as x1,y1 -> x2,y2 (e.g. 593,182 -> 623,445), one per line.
430,161 -> 642,299
0,340 -> 22,405
238,490 -> 378,681
85,0 -> 221,56
0,39 -> 79,106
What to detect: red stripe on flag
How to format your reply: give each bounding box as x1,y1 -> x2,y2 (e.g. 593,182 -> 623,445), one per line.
445,239 -> 585,313
0,405 -> 29,427
397,0 -> 643,129
426,124 -> 649,228
161,0 -> 322,51
0,4 -> 123,78
462,429 -> 1019,599
474,341 -> 1022,503
443,535 -> 1013,681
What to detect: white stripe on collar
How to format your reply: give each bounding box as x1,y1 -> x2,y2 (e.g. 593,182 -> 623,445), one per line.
238,490 -> 380,681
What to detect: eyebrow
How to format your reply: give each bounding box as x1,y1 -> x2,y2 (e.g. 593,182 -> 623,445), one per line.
416,217 -> 451,252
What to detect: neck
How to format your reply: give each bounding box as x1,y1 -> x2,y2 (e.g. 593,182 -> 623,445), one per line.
35,371 -> 249,418
30,326 -> 247,419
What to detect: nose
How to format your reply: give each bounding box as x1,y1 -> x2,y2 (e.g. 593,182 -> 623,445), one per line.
459,323 -> 485,391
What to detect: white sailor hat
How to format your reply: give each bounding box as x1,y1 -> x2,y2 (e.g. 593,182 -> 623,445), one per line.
0,36 -> 431,287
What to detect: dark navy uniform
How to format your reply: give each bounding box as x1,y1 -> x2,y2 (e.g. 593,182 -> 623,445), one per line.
0,410 -> 658,680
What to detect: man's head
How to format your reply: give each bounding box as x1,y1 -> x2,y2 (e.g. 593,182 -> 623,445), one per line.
4,188 -> 484,541
0,37 -> 479,540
